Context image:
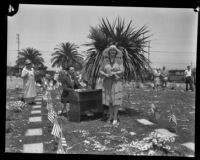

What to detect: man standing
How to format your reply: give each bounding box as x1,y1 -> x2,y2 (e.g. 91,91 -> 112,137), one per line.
184,65 -> 194,91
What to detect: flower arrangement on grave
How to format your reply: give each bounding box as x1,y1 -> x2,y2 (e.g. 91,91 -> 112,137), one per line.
6,101 -> 27,112
116,131 -> 175,156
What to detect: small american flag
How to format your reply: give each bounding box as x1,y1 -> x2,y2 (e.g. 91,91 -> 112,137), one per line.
51,118 -> 61,138
60,134 -> 67,147
48,109 -> 57,123
168,106 -> 177,126
57,140 -> 66,154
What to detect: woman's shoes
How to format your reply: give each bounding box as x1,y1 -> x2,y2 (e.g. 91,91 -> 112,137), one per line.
104,119 -> 119,127
112,120 -> 119,127
104,119 -> 112,127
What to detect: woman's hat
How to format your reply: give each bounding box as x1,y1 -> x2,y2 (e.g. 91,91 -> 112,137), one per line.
25,59 -> 31,65
102,45 -> 122,58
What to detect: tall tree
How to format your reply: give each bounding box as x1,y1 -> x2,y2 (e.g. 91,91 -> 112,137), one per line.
51,42 -> 83,70
16,47 -> 44,68
82,17 -> 153,88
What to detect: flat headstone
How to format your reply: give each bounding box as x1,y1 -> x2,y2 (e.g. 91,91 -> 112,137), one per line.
29,116 -> 42,122
189,111 -> 195,114
32,105 -> 41,109
31,110 -> 41,114
35,101 -> 42,105
129,132 -> 136,136
131,102 -> 137,104
186,154 -> 194,157
154,101 -> 160,103
23,143 -> 43,153
182,142 -> 195,152
155,128 -> 177,137
25,128 -> 42,136
137,119 -> 154,125
35,98 -> 42,101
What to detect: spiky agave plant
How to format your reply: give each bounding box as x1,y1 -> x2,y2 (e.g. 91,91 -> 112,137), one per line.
82,17 -> 153,88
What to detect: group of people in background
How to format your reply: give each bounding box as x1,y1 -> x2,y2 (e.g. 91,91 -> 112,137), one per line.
153,66 -> 168,91
153,65 -> 194,92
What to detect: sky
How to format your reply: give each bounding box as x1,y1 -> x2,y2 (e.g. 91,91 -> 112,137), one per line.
7,4 -> 198,70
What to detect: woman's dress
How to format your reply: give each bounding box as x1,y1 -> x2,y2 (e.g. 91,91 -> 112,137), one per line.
101,63 -> 124,106
21,67 -> 37,102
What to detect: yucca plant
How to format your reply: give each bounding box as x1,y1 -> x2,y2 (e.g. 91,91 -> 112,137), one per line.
51,42 -> 84,70
82,17 -> 153,88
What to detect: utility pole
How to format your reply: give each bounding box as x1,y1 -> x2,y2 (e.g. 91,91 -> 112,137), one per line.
16,33 -> 20,59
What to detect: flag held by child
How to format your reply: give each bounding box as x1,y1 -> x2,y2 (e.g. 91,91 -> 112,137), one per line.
57,140 -> 66,154
51,118 -> 61,138
48,109 -> 57,124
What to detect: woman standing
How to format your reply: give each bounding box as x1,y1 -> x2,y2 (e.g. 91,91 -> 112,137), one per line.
21,60 -> 37,104
153,68 -> 161,91
99,45 -> 124,127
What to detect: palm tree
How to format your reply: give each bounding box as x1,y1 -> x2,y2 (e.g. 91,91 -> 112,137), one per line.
51,42 -> 84,70
82,17 -> 153,88
16,47 -> 44,68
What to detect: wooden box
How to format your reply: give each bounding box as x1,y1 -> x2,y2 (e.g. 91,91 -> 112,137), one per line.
68,89 -> 103,122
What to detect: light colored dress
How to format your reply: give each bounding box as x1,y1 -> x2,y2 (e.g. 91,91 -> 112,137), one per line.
101,62 -> 124,106
21,67 -> 37,102
154,70 -> 161,86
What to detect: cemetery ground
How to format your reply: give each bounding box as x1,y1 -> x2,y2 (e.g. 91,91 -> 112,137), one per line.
5,82 -> 195,156
5,88 -> 58,153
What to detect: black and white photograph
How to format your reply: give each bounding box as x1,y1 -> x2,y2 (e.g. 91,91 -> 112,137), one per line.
5,3 -> 197,156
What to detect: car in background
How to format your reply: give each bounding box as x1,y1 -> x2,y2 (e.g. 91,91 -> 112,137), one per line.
168,70 -> 185,83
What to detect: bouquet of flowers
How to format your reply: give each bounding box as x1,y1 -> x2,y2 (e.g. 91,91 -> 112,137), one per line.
6,101 -> 27,112
116,131 -> 175,156
143,131 -> 175,154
